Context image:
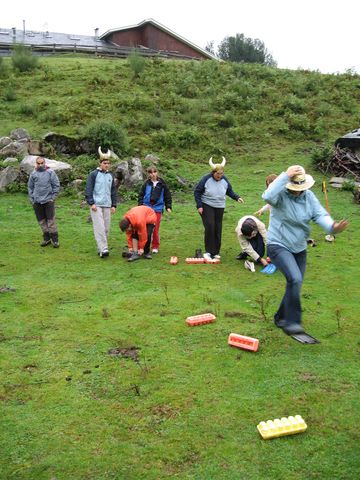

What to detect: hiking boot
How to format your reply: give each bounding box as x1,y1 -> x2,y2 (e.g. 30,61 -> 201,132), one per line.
244,260 -> 255,272
41,232 -> 51,247
143,253 -> 152,259
194,249 -> 203,258
53,241 -> 60,248
236,252 -> 247,260
128,253 -> 141,262
100,249 -> 109,257
40,239 -> 51,247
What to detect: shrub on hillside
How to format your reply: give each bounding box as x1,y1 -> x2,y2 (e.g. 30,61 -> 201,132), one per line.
83,121 -> 129,156
310,144 -> 334,168
127,50 -> 147,79
11,44 -> 39,72
0,57 -> 8,77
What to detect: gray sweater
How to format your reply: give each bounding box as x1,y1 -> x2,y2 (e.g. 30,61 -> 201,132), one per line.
28,168 -> 60,204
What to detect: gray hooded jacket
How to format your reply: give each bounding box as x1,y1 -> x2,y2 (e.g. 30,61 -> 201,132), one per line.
28,167 -> 60,204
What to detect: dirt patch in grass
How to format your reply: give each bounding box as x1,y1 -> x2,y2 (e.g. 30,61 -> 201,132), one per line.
108,346 -> 140,362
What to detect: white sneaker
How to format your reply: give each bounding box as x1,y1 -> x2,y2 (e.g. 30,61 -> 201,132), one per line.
152,249 -> 159,253
203,252 -> 212,262
213,254 -> 221,259
244,260 -> 255,272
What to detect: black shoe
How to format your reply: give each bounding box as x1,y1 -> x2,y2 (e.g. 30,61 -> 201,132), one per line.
283,324 -> 305,335
274,316 -> 286,328
53,242 -> 60,248
122,251 -> 132,258
195,249 -> 203,258
40,239 -> 51,247
143,253 -> 152,259
236,252 -> 248,260
128,253 -> 141,262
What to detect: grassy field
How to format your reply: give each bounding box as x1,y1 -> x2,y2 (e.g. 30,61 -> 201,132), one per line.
1,159 -> 359,479
1,55 -> 360,479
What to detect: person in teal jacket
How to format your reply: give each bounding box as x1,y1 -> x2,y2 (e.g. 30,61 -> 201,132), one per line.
263,165 -> 349,336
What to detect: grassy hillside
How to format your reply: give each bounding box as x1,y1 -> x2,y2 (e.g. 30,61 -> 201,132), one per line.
1,56 -> 360,479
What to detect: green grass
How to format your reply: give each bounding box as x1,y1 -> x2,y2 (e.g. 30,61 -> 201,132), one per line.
1,55 -> 360,478
1,164 -> 359,479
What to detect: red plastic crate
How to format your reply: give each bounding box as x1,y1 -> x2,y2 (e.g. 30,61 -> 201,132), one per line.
185,257 -> 205,264
228,333 -> 259,352
186,313 -> 216,326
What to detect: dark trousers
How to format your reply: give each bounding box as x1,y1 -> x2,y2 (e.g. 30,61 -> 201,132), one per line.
250,233 -> 265,261
201,203 -> 224,256
33,202 -> 57,236
267,244 -> 307,327
132,224 -> 155,254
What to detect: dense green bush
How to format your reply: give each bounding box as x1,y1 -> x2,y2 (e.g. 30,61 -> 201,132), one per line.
11,44 -> 39,72
0,57 -> 8,78
127,50 -> 147,79
83,121 -> 129,156
310,144 -> 334,167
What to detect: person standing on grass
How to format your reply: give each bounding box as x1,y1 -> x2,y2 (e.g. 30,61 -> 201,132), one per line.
119,205 -> 156,262
263,165 -> 349,336
28,156 -> 60,248
85,148 -> 117,258
138,166 -> 172,254
194,157 -> 244,262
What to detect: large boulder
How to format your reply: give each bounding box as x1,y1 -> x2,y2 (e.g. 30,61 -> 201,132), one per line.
0,137 -> 12,149
0,167 -> 19,192
10,128 -> 30,141
0,141 -> 28,157
43,132 -> 91,155
20,155 -> 72,179
114,158 -> 144,189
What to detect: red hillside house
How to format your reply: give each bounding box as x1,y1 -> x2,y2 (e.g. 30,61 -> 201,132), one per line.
100,18 -> 217,61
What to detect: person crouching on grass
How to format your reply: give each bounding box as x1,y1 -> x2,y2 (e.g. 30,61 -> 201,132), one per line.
263,165 -> 349,336
119,205 -> 157,262
235,216 -> 269,272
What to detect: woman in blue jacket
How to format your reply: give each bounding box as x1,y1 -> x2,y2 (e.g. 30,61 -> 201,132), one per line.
138,166 -> 172,253
194,157 -> 244,261
263,165 -> 349,336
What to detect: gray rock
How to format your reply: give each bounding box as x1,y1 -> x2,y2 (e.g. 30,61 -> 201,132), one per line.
145,154 -> 160,164
0,141 -> 28,157
0,167 -> 19,192
0,137 -> 12,148
114,158 -> 144,189
10,128 -> 30,141
20,155 -> 72,177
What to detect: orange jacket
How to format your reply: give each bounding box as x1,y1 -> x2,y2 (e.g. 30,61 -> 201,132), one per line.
124,205 -> 157,249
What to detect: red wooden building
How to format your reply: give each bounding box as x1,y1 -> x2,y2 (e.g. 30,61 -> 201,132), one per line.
100,18 -> 216,61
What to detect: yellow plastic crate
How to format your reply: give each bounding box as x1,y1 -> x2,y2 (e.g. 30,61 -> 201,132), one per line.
257,415 -> 307,440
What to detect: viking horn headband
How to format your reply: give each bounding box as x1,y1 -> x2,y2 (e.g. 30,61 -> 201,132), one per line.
98,146 -> 111,160
209,156 -> 226,170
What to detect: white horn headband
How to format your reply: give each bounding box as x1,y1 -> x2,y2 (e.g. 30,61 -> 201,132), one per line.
98,146 -> 111,160
209,156 -> 226,170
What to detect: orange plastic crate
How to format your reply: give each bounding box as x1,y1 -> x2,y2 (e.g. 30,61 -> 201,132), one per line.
185,257 -> 205,264
170,256 -> 178,265
186,313 -> 216,326
228,333 -> 259,352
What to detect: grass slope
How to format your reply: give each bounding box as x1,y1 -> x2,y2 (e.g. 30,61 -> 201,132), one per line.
0,57 -> 360,479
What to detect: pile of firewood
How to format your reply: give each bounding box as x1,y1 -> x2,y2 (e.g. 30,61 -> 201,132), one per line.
316,146 -> 360,181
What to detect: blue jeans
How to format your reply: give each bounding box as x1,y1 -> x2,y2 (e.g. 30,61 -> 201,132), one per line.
267,244 -> 307,327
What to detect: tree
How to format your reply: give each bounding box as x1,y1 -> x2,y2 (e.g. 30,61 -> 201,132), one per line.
217,33 -> 276,66
205,41 -> 216,56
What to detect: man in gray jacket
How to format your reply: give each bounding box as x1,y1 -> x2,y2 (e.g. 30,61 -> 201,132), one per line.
85,150 -> 117,257
28,156 -> 60,247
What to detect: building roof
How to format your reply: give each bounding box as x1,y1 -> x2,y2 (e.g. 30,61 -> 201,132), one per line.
100,18 -> 218,61
0,27 -> 106,47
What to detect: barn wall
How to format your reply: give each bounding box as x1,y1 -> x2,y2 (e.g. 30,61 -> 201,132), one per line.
107,24 -> 207,59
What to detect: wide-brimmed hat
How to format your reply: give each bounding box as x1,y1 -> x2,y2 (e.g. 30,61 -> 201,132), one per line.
286,167 -> 315,191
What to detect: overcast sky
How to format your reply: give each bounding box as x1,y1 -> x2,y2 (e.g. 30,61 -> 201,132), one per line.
2,0 -> 359,73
